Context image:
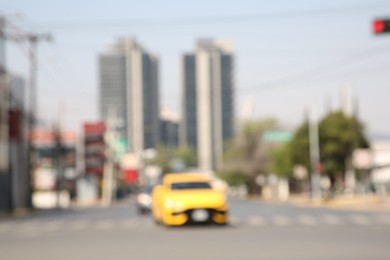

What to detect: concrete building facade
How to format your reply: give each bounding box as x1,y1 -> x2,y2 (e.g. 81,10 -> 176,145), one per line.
99,37 -> 160,153
0,73 -> 30,213
160,108 -> 179,150
181,39 -> 234,170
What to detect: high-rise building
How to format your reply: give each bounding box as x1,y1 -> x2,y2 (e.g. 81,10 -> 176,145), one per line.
160,108 -> 179,149
180,39 -> 234,170
99,37 -> 160,152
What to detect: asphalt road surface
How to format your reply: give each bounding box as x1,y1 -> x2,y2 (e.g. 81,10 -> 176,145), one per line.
1,198 -> 390,260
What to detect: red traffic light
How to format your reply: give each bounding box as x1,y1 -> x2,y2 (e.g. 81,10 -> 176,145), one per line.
373,20 -> 385,33
373,19 -> 390,34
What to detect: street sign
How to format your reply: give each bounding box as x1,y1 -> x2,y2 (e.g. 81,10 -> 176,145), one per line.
113,137 -> 127,161
262,131 -> 293,142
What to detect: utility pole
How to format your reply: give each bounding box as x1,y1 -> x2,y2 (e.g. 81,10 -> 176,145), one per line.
309,107 -> 322,201
25,33 -> 51,208
27,33 -> 51,131
0,15 -> 52,209
0,16 -> 11,211
53,124 -> 64,208
0,17 -> 8,172
102,107 -> 118,206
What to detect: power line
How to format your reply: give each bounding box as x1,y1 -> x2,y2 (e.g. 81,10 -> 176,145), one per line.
26,2 -> 390,30
239,63 -> 390,96
165,60 -> 390,99
241,44 -> 390,93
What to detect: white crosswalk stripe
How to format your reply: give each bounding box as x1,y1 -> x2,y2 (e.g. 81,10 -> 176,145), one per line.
376,215 -> 390,225
14,222 -> 41,237
229,216 -> 240,225
0,223 -> 11,233
95,220 -> 114,230
144,220 -> 155,229
43,221 -> 63,232
233,214 -> 390,227
16,222 -> 39,233
247,216 -> 266,226
273,215 -> 291,226
350,215 -> 371,226
69,220 -> 89,231
298,215 -> 318,226
322,215 -> 344,225
122,219 -> 136,229
1,213 -> 390,235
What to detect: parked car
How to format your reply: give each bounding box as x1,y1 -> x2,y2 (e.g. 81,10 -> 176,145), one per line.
151,172 -> 228,226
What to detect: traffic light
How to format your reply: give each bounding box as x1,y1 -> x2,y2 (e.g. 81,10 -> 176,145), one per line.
373,19 -> 390,34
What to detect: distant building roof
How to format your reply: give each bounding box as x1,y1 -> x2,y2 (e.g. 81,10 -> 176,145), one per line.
160,107 -> 179,122
197,39 -> 234,53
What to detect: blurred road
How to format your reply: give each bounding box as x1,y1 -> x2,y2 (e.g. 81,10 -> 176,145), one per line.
1,198 -> 390,260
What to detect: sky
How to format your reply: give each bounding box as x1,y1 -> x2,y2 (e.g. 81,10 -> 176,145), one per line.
2,0 -> 390,137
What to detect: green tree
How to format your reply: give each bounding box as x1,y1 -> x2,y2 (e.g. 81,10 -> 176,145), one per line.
288,111 -> 369,190
174,145 -> 197,168
147,145 -> 198,174
219,118 -> 279,193
148,145 -> 173,173
290,120 -> 311,171
268,142 -> 293,178
319,111 -> 369,185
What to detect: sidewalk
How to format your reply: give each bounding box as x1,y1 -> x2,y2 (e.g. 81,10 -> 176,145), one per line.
0,196 -> 137,220
287,194 -> 390,212
0,200 -> 100,220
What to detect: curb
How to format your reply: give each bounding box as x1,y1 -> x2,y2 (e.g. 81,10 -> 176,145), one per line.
285,195 -> 390,212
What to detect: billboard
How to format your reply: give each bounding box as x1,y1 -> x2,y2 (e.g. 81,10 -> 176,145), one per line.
84,122 -> 106,176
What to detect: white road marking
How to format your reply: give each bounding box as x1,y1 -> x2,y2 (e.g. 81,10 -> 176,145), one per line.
5,212 -> 387,235
273,215 -> 291,226
43,221 -> 63,232
95,220 -> 114,230
15,228 -> 41,238
229,216 -> 240,225
119,204 -> 131,209
145,220 -> 155,229
247,216 -> 266,226
375,215 -> 390,225
69,220 -> 89,231
322,215 -> 343,226
122,219 -> 136,229
16,222 -> 39,234
350,215 -> 371,226
0,223 -> 11,233
297,215 -> 318,226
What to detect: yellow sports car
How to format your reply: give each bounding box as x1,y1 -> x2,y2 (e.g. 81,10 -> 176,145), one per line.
151,173 -> 229,226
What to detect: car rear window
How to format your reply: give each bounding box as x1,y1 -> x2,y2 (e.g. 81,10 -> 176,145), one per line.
171,182 -> 211,190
